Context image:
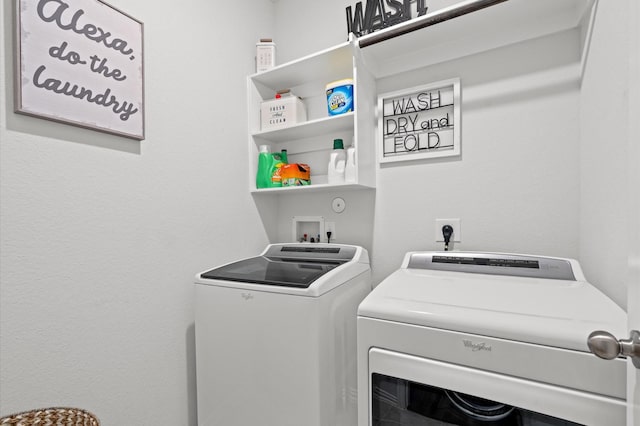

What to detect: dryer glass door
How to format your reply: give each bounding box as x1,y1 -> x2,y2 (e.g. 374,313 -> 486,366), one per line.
372,374 -> 580,425
368,348 -> 625,426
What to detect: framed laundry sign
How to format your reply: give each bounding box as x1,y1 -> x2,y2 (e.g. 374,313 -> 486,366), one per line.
15,0 -> 145,140
378,78 -> 460,163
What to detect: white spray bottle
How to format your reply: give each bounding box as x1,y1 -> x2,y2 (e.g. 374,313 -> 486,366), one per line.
345,145 -> 356,183
327,138 -> 346,184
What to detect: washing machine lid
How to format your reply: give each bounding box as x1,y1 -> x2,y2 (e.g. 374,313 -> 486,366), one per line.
358,252 -> 627,353
199,244 -> 360,289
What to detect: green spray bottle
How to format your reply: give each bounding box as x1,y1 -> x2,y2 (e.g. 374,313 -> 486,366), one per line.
256,145 -> 273,189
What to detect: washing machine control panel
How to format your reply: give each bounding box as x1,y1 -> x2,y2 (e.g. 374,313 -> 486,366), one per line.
265,244 -> 357,263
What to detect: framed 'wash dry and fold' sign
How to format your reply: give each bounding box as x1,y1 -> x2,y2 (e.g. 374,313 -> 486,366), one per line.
15,0 -> 145,140
378,78 -> 460,164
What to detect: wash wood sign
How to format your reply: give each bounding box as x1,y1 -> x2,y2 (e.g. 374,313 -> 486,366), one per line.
378,78 -> 460,163
15,0 -> 145,140
346,0 -> 431,37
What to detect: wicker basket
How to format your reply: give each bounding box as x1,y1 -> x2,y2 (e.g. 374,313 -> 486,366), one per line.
0,407 -> 99,426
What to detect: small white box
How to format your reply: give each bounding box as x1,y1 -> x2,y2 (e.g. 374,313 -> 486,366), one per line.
256,39 -> 275,73
260,95 -> 307,131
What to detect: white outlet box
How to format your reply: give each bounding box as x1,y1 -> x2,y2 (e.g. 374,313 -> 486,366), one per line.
292,216 -> 325,243
435,218 -> 461,243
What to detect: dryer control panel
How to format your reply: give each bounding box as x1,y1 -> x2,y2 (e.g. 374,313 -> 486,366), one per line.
406,252 -> 576,281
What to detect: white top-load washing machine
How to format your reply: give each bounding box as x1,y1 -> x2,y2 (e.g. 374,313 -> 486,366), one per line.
195,243 -> 371,426
357,251 -> 627,426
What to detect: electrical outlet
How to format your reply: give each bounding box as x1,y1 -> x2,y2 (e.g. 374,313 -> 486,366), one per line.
435,218 -> 461,243
325,221 -> 336,242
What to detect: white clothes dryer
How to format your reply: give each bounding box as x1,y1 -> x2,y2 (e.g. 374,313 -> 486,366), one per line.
357,251 -> 627,426
195,243 -> 371,426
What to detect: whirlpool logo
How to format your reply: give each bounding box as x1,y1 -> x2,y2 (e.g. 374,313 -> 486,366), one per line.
462,339 -> 492,352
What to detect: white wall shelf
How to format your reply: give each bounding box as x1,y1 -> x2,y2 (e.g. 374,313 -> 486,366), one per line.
248,41 -> 376,194
247,0 -> 595,195
250,42 -> 354,96
251,112 -> 354,143
251,182 -> 375,195
357,0 -> 595,78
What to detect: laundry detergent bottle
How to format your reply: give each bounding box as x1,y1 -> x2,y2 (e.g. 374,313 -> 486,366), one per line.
270,150 -> 287,187
256,145 -> 272,189
345,145 -> 356,183
327,138 -> 346,185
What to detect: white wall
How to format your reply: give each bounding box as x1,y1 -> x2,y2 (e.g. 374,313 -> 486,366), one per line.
272,0 -> 587,289
579,1 -> 630,309
372,30 -> 582,283
0,1 -> 274,424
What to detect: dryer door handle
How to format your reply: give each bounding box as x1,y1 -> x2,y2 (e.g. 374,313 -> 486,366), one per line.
587,330 -> 640,368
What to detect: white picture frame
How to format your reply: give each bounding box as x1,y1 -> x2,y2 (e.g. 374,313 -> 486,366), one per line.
378,78 -> 460,164
15,0 -> 145,140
